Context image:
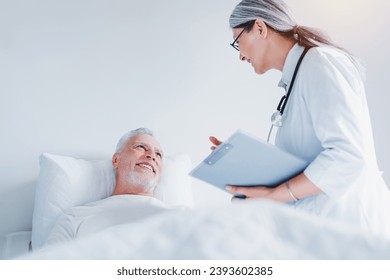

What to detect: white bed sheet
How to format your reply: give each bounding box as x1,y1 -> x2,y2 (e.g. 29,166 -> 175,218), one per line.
1,231 -> 31,260
20,200 -> 390,260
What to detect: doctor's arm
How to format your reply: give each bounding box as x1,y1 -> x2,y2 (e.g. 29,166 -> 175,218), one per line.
226,172 -> 322,202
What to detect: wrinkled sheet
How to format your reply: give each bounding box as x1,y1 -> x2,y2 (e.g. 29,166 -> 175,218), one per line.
21,200 -> 390,260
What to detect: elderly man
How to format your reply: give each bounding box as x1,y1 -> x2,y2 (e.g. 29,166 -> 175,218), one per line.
43,128 -> 173,247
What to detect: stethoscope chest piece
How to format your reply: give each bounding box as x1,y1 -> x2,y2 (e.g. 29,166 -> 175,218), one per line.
271,111 -> 284,127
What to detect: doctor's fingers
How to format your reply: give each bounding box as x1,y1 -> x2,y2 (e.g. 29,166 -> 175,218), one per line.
209,136 -> 223,150
226,185 -> 270,199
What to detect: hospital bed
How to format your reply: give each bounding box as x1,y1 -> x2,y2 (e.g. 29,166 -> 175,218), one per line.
2,152 -> 390,260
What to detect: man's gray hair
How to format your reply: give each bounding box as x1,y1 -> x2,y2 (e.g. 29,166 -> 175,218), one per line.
229,0 -> 296,31
115,128 -> 155,153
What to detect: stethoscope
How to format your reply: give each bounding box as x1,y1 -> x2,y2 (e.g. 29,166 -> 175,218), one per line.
267,47 -> 311,143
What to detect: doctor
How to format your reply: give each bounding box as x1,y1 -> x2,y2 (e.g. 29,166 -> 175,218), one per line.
210,0 -> 390,238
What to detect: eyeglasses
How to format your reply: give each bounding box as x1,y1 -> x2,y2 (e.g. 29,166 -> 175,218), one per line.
230,28 -> 245,51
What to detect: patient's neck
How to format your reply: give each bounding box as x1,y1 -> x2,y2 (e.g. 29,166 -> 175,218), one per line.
111,184 -> 154,197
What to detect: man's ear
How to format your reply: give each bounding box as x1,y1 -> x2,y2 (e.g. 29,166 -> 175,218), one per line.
112,153 -> 120,169
254,18 -> 268,38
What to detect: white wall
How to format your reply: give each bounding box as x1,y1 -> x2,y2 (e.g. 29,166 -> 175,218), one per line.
1,0 -> 389,242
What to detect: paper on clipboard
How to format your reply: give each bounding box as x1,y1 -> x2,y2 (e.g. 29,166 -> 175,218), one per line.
189,129 -> 308,191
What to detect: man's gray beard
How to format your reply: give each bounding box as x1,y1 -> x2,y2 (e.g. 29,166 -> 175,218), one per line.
127,171 -> 158,193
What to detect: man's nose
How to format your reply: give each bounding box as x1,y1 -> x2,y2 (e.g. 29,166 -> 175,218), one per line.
146,152 -> 156,161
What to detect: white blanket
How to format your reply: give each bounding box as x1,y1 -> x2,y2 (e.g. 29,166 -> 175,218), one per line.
21,200 -> 390,259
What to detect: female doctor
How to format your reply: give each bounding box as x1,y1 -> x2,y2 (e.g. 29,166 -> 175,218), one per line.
210,0 -> 390,238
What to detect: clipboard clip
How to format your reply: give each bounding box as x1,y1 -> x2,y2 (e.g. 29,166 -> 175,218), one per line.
204,143 -> 233,165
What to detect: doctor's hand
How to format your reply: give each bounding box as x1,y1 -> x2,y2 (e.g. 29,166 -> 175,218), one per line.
209,136 -> 223,151
226,185 -> 274,201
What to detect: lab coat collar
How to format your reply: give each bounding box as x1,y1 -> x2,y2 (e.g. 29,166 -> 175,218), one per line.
278,43 -> 306,91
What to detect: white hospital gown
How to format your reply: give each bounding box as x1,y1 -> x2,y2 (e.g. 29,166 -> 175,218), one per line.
275,44 -> 390,238
44,195 -> 175,247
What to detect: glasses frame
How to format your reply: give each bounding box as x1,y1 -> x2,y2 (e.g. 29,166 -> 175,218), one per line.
230,28 -> 246,51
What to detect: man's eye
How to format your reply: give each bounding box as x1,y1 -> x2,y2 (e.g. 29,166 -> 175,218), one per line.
136,145 -> 146,150
156,152 -> 162,158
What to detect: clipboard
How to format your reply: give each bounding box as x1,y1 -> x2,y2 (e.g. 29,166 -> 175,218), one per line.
189,129 -> 308,191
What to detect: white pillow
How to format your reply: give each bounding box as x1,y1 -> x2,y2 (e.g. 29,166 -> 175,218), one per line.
31,152 -> 193,250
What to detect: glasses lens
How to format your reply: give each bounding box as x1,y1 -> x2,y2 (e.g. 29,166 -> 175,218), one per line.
230,29 -> 244,51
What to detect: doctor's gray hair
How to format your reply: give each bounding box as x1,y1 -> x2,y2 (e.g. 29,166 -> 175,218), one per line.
115,128 -> 155,153
230,0 -> 296,32
229,0 -> 336,48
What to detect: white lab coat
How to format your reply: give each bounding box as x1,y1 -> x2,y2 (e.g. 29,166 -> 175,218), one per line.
275,44 -> 390,238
